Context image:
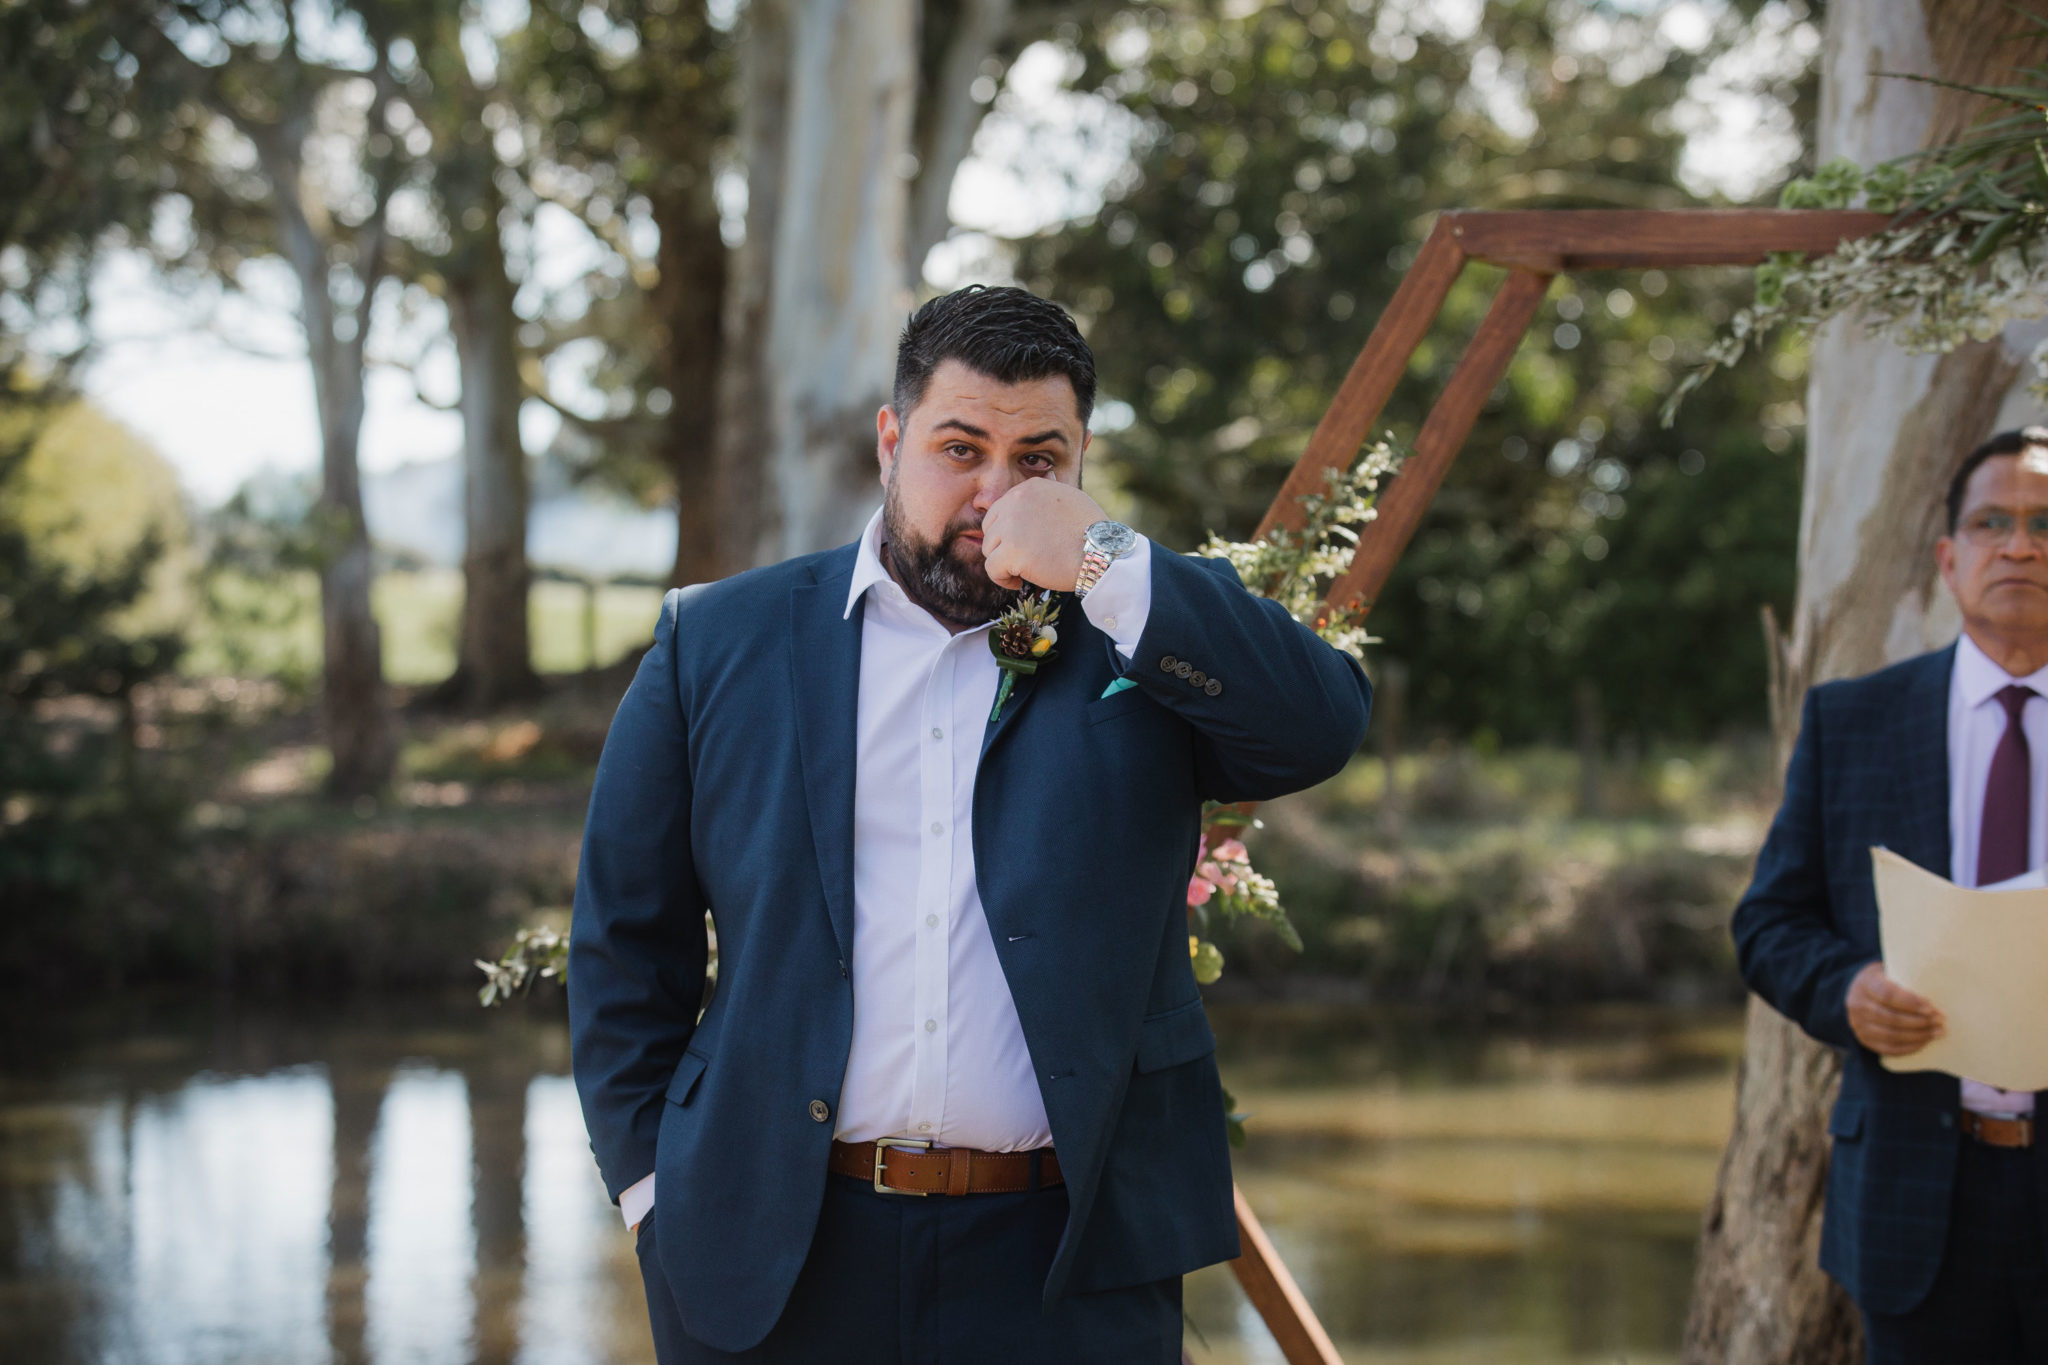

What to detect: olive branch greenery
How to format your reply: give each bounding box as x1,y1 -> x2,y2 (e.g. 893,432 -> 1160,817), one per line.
1667,34 -> 2048,425
1184,434 -> 1403,1011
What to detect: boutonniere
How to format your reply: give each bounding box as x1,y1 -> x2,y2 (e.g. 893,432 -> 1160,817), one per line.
988,590 -> 1061,723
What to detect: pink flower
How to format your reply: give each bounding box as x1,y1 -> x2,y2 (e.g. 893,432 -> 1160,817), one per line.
1213,838 -> 1248,864
1186,875 -> 1214,907
1197,861 -> 1237,894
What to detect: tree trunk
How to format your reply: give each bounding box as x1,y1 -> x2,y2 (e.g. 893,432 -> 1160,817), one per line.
907,0 -> 1016,273
1683,4 -> 2048,1359
299,254 -> 396,799
715,0 -> 920,571
446,206 -> 540,708
653,122 -> 728,588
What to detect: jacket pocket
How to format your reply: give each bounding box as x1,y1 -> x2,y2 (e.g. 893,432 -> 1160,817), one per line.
1135,998 -> 1217,1072
665,1049 -> 709,1107
1827,1096 -> 1863,1141
1086,685 -> 1152,725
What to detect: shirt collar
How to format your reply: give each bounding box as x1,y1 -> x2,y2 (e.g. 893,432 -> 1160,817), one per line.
844,505 -> 894,620
1955,631 -> 2048,708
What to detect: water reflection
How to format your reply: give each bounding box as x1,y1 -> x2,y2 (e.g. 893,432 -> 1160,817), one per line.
0,999 -> 1737,1365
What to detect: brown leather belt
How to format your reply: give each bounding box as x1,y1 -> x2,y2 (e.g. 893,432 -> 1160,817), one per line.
1961,1110 -> 2034,1148
828,1138 -> 1063,1195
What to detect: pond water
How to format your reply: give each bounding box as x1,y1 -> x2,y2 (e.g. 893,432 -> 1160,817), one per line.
0,996 -> 1741,1365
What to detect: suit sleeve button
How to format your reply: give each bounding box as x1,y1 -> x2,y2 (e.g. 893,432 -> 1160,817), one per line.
1189,669 -> 1207,688
1159,654 -> 1178,672
1205,678 -> 1223,697
1175,661 -> 1194,679
809,1099 -> 830,1123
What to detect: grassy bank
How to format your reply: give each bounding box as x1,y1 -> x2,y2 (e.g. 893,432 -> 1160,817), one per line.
1208,740 -> 1776,1007
36,640 -> 1774,1004
184,568 -> 667,685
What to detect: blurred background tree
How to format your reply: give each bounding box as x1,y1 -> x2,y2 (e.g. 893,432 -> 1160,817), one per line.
1011,0 -> 1814,745
0,400 -> 188,984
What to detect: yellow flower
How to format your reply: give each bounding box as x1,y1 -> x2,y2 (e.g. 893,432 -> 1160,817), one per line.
1031,636 -> 1052,657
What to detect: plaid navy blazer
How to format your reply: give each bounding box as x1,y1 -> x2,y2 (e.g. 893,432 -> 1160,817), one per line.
1734,642 -> 2048,1315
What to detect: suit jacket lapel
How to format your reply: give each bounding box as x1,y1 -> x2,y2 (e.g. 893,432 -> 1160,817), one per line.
790,550 -> 862,966
980,666 -> 1041,763
1894,644 -> 1955,876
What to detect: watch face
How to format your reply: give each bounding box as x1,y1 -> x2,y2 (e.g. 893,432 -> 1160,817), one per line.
1087,520 -> 1139,557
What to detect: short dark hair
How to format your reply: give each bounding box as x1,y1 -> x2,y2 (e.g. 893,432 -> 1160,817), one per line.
892,285 -> 1096,429
1948,426 -> 2048,531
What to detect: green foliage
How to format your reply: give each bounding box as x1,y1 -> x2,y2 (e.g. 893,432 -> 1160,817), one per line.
1682,37 -> 2048,415
0,411 -> 187,979
1018,0 -> 1816,743
477,922 -> 567,1006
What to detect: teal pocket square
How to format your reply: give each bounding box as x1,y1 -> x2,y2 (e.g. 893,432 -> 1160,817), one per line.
1099,677 -> 1137,699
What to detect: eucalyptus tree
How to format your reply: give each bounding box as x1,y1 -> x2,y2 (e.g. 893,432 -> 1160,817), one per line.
401,8 -> 542,709
115,0 -> 439,796
513,0 -> 1082,580
514,0 -> 737,585
1,4 -> 181,391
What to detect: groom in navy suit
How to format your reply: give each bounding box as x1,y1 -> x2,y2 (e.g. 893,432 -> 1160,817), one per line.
1736,426 -> 2048,1363
569,285 -> 1371,1362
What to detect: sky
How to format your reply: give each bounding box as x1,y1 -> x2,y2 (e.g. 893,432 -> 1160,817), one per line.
76,6 -> 1809,512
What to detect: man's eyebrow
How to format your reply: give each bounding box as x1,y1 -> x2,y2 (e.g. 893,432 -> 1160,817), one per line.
930,419 -> 1071,449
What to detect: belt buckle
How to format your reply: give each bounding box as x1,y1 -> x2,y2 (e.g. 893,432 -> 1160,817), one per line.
872,1137 -> 931,1195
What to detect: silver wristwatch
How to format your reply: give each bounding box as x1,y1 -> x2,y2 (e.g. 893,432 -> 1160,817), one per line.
1074,520 -> 1139,599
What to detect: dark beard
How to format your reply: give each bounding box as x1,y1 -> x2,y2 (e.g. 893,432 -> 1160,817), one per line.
881,485 -> 1016,631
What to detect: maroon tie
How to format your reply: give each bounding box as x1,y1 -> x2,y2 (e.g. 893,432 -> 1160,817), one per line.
1978,684 -> 2037,886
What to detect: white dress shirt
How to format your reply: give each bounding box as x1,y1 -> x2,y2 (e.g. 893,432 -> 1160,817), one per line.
1946,632 -> 2048,1118
621,506 -> 1153,1227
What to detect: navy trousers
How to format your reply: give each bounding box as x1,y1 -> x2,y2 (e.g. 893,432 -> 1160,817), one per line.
635,1171 -> 1183,1364
1862,1138 -> 2048,1364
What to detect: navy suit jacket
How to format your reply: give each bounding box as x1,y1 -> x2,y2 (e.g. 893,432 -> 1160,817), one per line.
569,538 -> 1371,1352
1733,643 -> 2048,1315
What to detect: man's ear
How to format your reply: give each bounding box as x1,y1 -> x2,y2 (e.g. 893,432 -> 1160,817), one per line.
876,405 -> 902,487
1936,534 -> 1958,595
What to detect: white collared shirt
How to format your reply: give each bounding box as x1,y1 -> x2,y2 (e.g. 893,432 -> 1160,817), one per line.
1946,632 -> 2048,1117
621,507 -> 1152,1227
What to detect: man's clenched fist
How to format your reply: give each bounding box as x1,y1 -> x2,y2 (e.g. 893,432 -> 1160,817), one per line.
981,478 -> 1106,593
1846,960 -> 1944,1056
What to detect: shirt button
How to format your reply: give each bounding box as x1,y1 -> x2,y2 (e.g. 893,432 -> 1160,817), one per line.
931,726 -> 942,740
1104,616 -> 1118,629
808,1099 -> 830,1123
924,1019 -> 938,1033
930,821 -> 943,836
926,914 -> 939,927
919,1122 -> 932,1133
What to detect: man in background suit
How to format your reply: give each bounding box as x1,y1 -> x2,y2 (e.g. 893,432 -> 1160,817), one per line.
569,285 -> 1371,1363
1736,426 -> 2048,1362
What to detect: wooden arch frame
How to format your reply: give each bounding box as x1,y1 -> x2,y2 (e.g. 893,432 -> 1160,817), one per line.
1214,208 -> 1889,1365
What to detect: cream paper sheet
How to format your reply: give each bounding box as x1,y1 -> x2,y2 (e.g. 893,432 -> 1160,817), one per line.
1872,846 -> 2048,1090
